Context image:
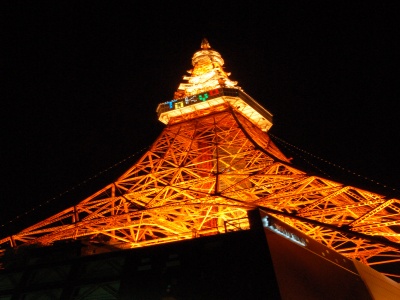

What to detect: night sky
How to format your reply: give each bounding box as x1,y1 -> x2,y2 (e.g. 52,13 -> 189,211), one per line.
2,2 -> 399,236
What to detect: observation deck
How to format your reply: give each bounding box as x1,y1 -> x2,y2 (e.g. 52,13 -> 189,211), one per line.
157,88 -> 273,132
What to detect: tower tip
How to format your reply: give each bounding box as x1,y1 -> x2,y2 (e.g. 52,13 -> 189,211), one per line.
201,38 -> 211,49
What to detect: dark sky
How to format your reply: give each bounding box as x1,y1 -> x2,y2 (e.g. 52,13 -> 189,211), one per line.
2,1 -> 399,235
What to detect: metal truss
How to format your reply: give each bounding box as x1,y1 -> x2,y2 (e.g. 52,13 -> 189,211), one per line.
1,38 -> 400,280
1,105 -> 399,279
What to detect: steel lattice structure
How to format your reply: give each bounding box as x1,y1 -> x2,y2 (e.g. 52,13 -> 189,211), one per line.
1,39 -> 399,280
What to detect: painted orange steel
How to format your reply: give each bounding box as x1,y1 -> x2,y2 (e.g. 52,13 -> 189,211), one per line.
1,39 -> 399,280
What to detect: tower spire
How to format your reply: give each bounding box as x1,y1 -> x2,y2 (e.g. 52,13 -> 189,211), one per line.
172,38 -> 238,99
201,38 -> 211,49
158,39 -> 273,132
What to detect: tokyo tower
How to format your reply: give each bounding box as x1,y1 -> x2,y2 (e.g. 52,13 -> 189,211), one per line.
1,39 -> 400,281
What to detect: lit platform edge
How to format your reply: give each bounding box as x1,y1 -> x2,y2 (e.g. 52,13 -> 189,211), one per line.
157,88 -> 274,132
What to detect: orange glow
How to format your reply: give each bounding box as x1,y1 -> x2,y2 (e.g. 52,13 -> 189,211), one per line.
1,39 -> 400,280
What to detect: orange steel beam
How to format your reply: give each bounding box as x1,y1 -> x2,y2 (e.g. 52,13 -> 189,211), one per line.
1,106 -> 399,279
1,39 -> 399,281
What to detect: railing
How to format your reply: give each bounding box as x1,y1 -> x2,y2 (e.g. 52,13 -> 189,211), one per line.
156,88 -> 273,124
224,217 -> 250,233
156,88 -> 235,116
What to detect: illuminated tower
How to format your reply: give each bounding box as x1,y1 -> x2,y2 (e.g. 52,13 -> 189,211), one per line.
1,39 -> 400,282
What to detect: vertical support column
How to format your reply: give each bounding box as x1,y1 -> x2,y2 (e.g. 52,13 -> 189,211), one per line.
111,184 -> 116,242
